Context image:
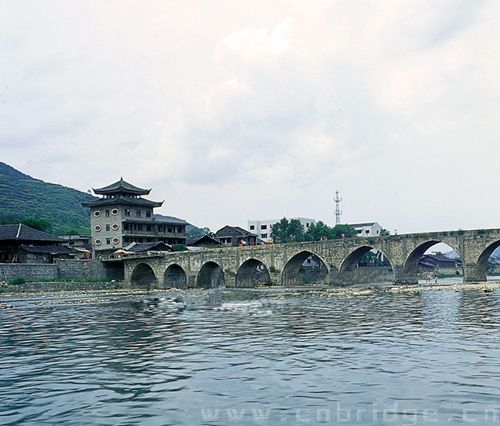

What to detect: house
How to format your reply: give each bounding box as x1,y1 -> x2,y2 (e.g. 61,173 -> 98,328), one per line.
19,245 -> 74,263
58,235 -> 91,249
418,253 -> 462,274
125,241 -> 172,254
0,224 -> 66,263
186,234 -> 221,248
215,226 -> 257,247
58,235 -> 92,259
349,222 -> 383,237
247,217 -> 317,242
82,178 -> 187,256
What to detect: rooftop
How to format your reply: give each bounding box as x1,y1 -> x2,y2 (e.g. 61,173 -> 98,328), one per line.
186,234 -> 221,246
126,242 -> 172,253
82,195 -> 163,208
0,224 -> 63,243
215,225 -> 257,238
349,222 -> 378,228
154,214 -> 189,225
20,245 -> 73,255
92,178 -> 151,196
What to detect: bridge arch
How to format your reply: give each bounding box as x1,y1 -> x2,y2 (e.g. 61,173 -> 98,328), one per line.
339,245 -> 392,272
197,261 -> 225,289
282,251 -> 329,286
235,258 -> 271,288
403,239 -> 462,282
339,245 -> 394,284
130,263 -> 158,289
476,239 -> 500,281
164,264 -> 187,289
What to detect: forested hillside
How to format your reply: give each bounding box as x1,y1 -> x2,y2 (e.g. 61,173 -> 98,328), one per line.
0,162 -> 95,235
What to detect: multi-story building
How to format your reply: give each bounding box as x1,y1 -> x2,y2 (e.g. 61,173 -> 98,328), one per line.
247,218 -> 316,242
349,222 -> 383,237
82,178 -> 186,255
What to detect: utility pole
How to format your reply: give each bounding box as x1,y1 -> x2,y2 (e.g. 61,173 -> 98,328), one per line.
334,191 -> 342,225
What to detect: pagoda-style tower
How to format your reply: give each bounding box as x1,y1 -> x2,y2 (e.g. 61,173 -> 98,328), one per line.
82,178 -> 186,255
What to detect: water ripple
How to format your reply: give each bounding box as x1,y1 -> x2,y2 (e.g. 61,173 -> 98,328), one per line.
2,288 -> 500,424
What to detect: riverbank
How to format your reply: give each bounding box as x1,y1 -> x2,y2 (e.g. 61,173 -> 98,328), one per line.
1,280 -> 500,301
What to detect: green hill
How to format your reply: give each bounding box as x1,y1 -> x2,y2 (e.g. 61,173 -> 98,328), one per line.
0,162 -> 95,235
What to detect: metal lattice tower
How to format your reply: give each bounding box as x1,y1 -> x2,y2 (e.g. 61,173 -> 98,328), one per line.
334,191 -> 342,225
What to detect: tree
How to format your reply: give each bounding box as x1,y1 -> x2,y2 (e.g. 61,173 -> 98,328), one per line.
331,224 -> 357,239
380,228 -> 390,236
304,222 -> 357,241
21,217 -> 51,232
271,218 -> 305,243
305,221 -> 333,241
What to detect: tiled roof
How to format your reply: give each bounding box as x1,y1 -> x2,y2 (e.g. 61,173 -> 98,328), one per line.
421,254 -> 460,263
82,196 -> 163,208
0,224 -> 63,242
186,234 -> 221,246
215,225 -> 257,238
349,222 -> 377,227
127,242 -> 172,253
20,245 -> 73,255
154,214 -> 189,225
93,178 -> 150,195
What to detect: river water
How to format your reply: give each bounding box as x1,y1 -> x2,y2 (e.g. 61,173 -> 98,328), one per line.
2,287 -> 500,425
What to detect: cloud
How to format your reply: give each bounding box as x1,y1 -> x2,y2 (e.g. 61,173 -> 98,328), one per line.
1,0 -> 499,232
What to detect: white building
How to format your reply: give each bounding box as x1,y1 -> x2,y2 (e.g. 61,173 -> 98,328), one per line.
247,218 -> 316,242
349,222 -> 383,237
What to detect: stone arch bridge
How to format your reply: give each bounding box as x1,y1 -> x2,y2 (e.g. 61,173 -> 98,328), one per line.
108,228 -> 500,289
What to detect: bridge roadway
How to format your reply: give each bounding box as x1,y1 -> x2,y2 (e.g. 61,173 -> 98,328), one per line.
112,228 -> 500,289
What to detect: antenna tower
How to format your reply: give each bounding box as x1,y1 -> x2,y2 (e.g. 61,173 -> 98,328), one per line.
334,191 -> 342,225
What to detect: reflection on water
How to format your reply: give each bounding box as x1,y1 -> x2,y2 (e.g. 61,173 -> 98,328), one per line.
2,288 -> 500,425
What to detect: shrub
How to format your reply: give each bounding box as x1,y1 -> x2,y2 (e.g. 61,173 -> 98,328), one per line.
8,277 -> 26,285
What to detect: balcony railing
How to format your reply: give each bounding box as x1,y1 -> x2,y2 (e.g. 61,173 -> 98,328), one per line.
122,229 -> 185,238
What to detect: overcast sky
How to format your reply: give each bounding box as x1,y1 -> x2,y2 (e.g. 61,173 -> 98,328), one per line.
1,0 -> 499,233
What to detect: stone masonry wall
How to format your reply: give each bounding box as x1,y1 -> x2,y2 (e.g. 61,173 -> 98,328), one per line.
0,260 -> 109,281
55,259 -> 107,279
0,264 -> 59,280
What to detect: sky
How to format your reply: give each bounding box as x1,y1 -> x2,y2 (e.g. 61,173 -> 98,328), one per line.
1,0 -> 499,233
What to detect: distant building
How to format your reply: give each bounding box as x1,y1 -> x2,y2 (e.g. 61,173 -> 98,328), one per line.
349,222 -> 383,237
247,218 -> 316,243
19,245 -> 74,263
418,253 -> 462,274
0,224 -> 69,263
186,234 -> 221,248
59,235 -> 91,249
82,178 -> 186,255
125,241 -> 172,254
215,226 -> 257,247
